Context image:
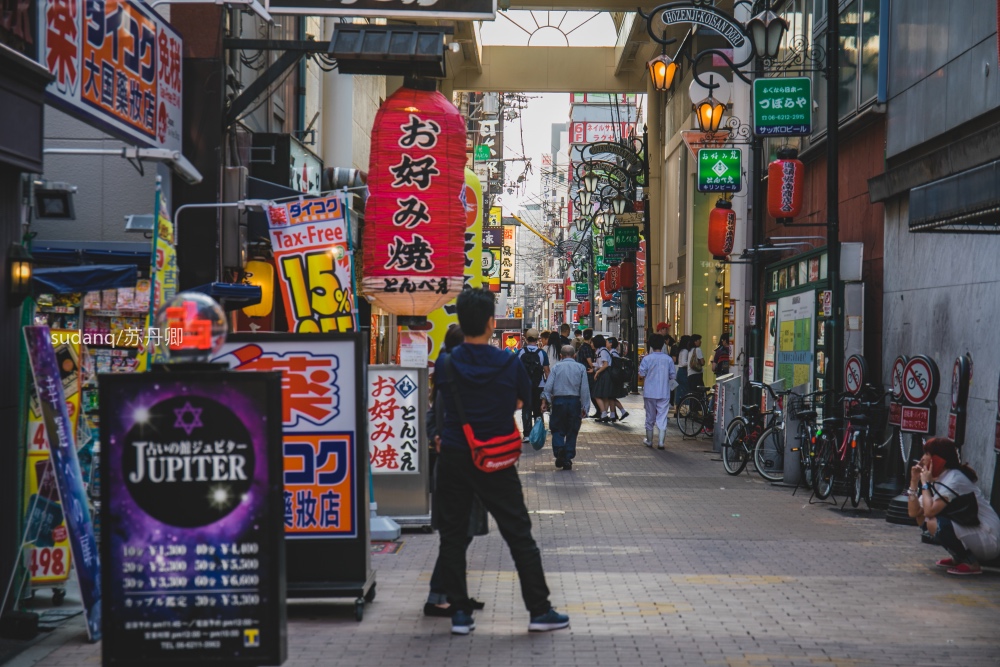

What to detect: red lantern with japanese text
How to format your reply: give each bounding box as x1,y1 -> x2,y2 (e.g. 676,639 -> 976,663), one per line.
605,265 -> 620,292
362,85 -> 467,320
600,279 -> 611,301
578,301 -> 590,317
619,260 -> 637,290
767,148 -> 804,223
708,199 -> 737,260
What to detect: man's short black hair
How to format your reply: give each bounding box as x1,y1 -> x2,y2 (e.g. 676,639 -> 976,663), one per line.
583,328 -> 593,340
560,323 -> 570,334
648,333 -> 665,351
456,288 -> 496,337
574,330 -> 582,337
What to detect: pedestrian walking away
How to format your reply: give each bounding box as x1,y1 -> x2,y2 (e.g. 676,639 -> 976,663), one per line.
434,288 -> 570,636
711,333 -> 731,376
607,337 -> 630,422
517,328 -> 550,441
541,344 -> 590,470
907,438 -> 1000,576
638,333 -> 676,449
591,334 -> 616,422
575,328 -> 600,417
674,335 -> 691,407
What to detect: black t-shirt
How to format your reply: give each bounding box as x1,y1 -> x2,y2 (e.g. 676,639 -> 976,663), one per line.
576,342 -> 595,371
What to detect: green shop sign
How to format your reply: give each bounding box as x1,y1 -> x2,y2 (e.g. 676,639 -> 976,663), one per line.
596,255 -> 609,273
574,282 -> 589,298
474,144 -> 492,161
697,148 -> 742,193
613,225 -> 639,251
603,235 -> 625,260
753,77 -> 811,136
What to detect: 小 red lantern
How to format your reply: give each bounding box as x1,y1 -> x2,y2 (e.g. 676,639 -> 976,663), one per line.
767,148 -> 804,224
708,199 -> 737,260
362,85 -> 467,319
619,260 -> 637,290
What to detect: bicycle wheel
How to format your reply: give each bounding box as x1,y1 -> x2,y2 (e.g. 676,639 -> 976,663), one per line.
848,438 -> 863,508
722,419 -> 749,475
813,434 -> 836,500
676,395 -> 704,437
753,427 -> 785,482
796,421 -> 814,489
862,438 -> 876,504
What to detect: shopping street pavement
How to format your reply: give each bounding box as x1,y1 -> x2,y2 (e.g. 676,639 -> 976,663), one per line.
7,394 -> 1000,667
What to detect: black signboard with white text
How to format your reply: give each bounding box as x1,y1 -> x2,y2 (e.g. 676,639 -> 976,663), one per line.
99,371 -> 286,666
265,0 -> 495,19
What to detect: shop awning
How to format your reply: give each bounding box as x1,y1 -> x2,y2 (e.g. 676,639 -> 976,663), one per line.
32,264 -> 138,295
909,159 -> 1000,233
188,282 -> 262,312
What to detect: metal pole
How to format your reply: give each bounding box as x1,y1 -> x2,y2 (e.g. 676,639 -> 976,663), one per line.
748,56 -> 765,401
588,230 -> 595,329
825,0 -> 842,408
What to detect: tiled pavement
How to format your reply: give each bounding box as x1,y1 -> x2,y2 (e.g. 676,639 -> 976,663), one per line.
8,395 -> 1000,666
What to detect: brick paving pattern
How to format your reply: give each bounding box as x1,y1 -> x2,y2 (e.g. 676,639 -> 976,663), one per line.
8,395 -> 1000,666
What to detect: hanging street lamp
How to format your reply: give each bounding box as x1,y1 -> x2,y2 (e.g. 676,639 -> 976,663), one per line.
746,5 -> 789,60
695,93 -> 726,133
583,170 -> 599,194
611,195 -> 628,216
647,52 -> 678,92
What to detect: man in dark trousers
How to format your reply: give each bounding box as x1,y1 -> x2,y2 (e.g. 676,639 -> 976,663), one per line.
435,288 -> 570,636
541,345 -> 590,470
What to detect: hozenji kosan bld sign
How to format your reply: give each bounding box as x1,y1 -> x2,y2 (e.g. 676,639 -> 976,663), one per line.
656,4 -> 746,49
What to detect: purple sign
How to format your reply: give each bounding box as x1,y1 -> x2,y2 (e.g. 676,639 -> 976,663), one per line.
23,326 -> 102,641
99,371 -> 286,665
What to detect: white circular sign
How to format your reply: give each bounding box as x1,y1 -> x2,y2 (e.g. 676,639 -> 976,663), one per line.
891,356 -> 907,400
903,357 -> 934,405
689,75 -> 732,106
845,356 -> 864,395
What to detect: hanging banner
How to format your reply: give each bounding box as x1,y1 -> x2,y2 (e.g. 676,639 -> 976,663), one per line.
23,326 -> 101,641
215,336 -> 360,539
99,371 -> 286,665
424,167 -> 484,364
266,194 -> 356,333
22,329 -> 82,589
38,0 -> 183,151
367,368 -> 422,474
501,223 -> 516,284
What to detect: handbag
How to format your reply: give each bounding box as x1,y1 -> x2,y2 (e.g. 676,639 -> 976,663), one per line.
529,417 -> 547,451
934,482 -> 981,527
688,353 -> 704,372
441,354 -> 522,473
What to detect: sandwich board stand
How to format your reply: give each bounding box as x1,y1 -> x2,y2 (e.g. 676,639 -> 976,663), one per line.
98,293 -> 288,666
216,333 -> 374,621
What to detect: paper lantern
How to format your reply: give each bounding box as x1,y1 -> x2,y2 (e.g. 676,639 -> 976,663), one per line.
362,85 -> 467,319
578,301 -> 590,317
619,260 -> 637,290
605,265 -> 620,292
242,258 -> 274,317
600,278 -> 611,301
708,199 -> 736,260
767,148 -> 804,223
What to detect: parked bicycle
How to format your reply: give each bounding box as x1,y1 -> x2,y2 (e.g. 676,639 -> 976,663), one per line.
786,390 -> 829,490
675,384 -> 715,438
722,382 -> 794,481
812,388 -> 890,506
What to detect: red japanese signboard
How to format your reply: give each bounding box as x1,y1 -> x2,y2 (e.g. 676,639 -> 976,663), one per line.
362,86 -> 466,316
570,122 -> 633,145
367,368 -> 421,474
38,0 -> 182,151
216,338 -> 359,538
900,406 -> 931,434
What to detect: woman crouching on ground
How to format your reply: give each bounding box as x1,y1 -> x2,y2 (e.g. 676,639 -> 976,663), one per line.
908,437 -> 1000,575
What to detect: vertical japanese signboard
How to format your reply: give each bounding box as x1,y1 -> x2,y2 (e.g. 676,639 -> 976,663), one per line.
266,194 -> 356,333
367,368 -> 422,473
501,223 -> 516,284
752,77 -> 811,136
22,330 -> 81,591
697,148 -> 742,192
24,327 -> 101,641
215,336 -> 360,539
99,371 -> 285,665
39,0 -> 183,151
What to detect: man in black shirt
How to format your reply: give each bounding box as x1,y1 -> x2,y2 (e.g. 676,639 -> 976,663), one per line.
575,328 -> 599,417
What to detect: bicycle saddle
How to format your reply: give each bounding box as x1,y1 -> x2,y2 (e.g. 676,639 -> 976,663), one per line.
847,413 -> 873,425
742,403 -> 760,412
793,410 -> 817,421
822,416 -> 844,427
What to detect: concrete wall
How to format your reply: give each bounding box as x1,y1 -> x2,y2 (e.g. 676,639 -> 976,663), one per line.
35,107 -> 159,243
882,195 -> 1000,495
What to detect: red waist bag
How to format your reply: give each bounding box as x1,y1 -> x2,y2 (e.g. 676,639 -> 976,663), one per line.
441,354 -> 522,473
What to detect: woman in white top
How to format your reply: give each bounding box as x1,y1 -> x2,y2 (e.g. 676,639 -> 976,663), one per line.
591,334 -> 615,422
908,437 -> 1000,575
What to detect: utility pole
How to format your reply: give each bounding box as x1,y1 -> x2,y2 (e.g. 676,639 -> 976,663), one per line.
825,0 -> 842,407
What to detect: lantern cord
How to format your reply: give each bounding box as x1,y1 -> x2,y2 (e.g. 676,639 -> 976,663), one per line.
343,187 -> 361,331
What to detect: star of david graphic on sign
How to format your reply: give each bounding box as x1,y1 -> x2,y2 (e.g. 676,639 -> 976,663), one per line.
394,375 -> 417,399
174,401 -> 204,435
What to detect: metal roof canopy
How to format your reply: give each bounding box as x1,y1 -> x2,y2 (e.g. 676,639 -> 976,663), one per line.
330,25 -> 453,78
909,159 -> 1000,234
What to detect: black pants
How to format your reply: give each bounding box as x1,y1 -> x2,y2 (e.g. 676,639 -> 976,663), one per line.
521,386 -> 543,435
435,446 -> 552,616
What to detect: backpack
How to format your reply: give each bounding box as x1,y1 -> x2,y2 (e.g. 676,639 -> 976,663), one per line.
611,355 -> 634,384
520,348 -> 545,387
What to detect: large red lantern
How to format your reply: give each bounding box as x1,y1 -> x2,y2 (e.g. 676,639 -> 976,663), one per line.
619,260 -> 637,290
605,265 -> 620,292
600,278 -> 611,301
767,148 -> 804,223
362,85 -> 467,320
578,301 -> 590,317
708,199 -> 737,259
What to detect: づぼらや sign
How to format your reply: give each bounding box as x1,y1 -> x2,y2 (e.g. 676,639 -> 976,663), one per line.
753,77 -> 811,136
